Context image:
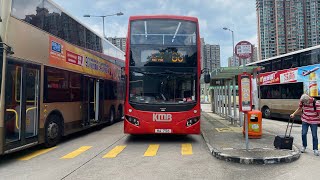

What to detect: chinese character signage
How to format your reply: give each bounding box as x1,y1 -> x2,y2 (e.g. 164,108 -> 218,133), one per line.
238,73 -> 252,112
259,64 -> 320,97
259,68 -> 298,85
235,41 -> 253,59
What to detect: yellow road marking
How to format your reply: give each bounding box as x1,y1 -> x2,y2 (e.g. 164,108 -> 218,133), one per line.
19,147 -> 57,161
144,144 -> 160,157
103,145 -> 126,158
215,128 -> 234,132
61,146 -> 92,159
181,143 -> 193,155
229,127 -> 242,132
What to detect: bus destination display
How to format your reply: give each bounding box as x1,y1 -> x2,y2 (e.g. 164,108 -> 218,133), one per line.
143,49 -> 186,63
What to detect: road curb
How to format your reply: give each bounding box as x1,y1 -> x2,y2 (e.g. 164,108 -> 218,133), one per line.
200,124 -> 301,165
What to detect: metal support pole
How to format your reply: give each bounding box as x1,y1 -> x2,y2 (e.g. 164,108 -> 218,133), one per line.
217,87 -> 220,116
225,82 -> 228,118
232,31 -> 235,68
243,59 -> 247,72
233,77 -> 237,122
228,80 -> 232,124
221,86 -> 224,117
214,87 -> 218,114
245,112 -> 249,150
211,87 -> 217,113
219,86 -> 223,116
242,58 -> 249,151
102,16 -> 106,38
219,86 -> 222,116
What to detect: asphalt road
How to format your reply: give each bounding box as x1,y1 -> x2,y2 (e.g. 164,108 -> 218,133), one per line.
0,104 -> 319,180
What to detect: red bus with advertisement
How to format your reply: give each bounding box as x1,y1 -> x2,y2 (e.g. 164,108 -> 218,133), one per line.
124,15 -> 201,134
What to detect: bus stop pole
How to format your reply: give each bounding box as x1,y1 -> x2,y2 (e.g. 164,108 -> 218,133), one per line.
242,58 -> 249,151
233,77 -> 237,123
228,80 -> 232,124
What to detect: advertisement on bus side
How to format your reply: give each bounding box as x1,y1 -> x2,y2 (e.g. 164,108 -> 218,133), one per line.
259,64 -> 320,97
49,35 -> 120,80
298,64 -> 320,97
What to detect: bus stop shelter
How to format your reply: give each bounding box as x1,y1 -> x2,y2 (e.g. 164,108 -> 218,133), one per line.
208,66 -> 260,126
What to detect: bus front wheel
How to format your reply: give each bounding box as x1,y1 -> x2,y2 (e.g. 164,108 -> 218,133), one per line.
262,106 -> 271,119
44,114 -> 62,148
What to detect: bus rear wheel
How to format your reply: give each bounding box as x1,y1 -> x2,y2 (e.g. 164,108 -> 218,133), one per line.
262,106 -> 271,119
44,114 -> 62,148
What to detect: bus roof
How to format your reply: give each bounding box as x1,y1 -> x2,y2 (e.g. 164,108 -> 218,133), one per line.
129,15 -> 198,22
247,44 -> 320,66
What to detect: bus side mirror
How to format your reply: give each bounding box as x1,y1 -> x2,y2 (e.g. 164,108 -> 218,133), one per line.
204,73 -> 210,83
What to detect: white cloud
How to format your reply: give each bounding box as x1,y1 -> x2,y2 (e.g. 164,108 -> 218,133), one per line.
106,22 -> 128,37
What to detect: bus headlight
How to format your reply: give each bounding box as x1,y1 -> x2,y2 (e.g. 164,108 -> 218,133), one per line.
125,115 -> 140,126
186,117 -> 200,127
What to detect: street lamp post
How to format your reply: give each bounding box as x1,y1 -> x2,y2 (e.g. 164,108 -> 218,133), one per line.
83,12 -> 124,39
223,27 -> 235,66
223,27 -> 237,125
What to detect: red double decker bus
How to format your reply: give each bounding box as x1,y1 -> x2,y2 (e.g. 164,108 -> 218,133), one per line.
124,15 -> 201,134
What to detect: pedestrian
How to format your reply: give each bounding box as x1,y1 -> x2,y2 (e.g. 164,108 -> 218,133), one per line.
290,94 -> 320,156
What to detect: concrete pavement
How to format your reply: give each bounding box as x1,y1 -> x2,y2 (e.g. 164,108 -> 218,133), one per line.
201,106 -> 301,164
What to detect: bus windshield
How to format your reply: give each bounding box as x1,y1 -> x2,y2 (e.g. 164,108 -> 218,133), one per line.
130,19 -> 197,45
129,67 -> 197,104
130,19 -> 197,67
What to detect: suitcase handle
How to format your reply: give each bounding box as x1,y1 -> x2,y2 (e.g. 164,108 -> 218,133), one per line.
285,118 -> 294,137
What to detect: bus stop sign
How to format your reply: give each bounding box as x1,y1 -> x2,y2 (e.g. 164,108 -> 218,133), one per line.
238,72 -> 252,112
235,41 -> 253,59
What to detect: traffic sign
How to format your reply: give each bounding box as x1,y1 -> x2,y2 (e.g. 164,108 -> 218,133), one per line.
235,41 -> 253,59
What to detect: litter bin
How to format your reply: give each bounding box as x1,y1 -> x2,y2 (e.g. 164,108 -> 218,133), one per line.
243,110 -> 262,138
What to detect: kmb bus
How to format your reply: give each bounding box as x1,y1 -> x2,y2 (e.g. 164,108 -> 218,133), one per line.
124,15 -> 203,134
0,0 -> 124,154
247,45 -> 320,120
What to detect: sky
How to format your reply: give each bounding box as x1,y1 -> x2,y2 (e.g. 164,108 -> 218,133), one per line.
53,0 -> 257,67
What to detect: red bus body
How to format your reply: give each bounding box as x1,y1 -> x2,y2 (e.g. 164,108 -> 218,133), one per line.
124,15 -> 201,134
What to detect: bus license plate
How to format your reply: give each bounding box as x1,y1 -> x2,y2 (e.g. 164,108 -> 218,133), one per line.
155,129 -> 172,133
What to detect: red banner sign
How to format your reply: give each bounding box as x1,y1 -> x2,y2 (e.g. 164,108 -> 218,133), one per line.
259,68 -> 297,85
66,50 -> 83,66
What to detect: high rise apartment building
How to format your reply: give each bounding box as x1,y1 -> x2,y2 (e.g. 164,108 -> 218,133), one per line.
107,37 -> 126,51
203,44 -> 220,72
257,0 -> 320,60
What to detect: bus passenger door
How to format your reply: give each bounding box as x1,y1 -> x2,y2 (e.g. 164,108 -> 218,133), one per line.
98,80 -> 104,122
95,79 -> 104,123
4,62 -> 40,152
82,76 -> 89,126
82,76 -> 96,126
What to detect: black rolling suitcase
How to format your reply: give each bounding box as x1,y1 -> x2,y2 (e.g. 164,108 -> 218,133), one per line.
274,118 -> 294,150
